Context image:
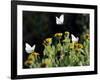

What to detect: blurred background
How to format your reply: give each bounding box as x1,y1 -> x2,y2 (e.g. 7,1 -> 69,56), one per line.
23,11 -> 89,68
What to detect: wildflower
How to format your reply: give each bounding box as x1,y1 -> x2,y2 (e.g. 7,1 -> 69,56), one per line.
78,43 -> 83,49
43,38 -> 52,46
28,52 -> 39,62
54,33 -> 63,39
28,54 -> 35,61
24,60 -> 33,67
74,43 -> 83,51
84,34 -> 89,40
31,52 -> 39,57
74,43 -> 79,48
64,31 -> 69,38
41,59 -> 51,67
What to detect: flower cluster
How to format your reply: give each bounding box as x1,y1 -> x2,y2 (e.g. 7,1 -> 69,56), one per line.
24,32 -> 90,68
43,38 -> 52,46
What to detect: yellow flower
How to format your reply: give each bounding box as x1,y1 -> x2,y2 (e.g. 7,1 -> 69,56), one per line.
28,54 -> 35,61
65,31 -> 69,35
64,31 -> 69,37
84,34 -> 90,40
41,58 -> 51,67
74,43 -> 79,48
74,43 -> 83,51
24,60 -> 33,66
43,38 -> 52,46
78,43 -> 83,49
45,38 -> 52,43
54,33 -> 63,37
31,52 -> 39,57
28,52 -> 39,61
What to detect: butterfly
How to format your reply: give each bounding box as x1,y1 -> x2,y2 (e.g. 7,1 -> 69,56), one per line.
71,34 -> 79,42
56,14 -> 64,25
25,43 -> 36,53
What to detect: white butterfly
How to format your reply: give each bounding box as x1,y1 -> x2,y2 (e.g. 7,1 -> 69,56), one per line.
25,43 -> 36,53
56,14 -> 64,25
71,34 -> 79,42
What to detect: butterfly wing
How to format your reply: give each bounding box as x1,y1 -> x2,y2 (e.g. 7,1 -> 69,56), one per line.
59,14 -> 64,24
76,37 -> 79,42
25,43 -> 33,53
56,17 -> 61,24
56,17 -> 58,24
71,34 -> 75,42
31,45 -> 36,52
71,34 -> 79,42
56,14 -> 64,24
